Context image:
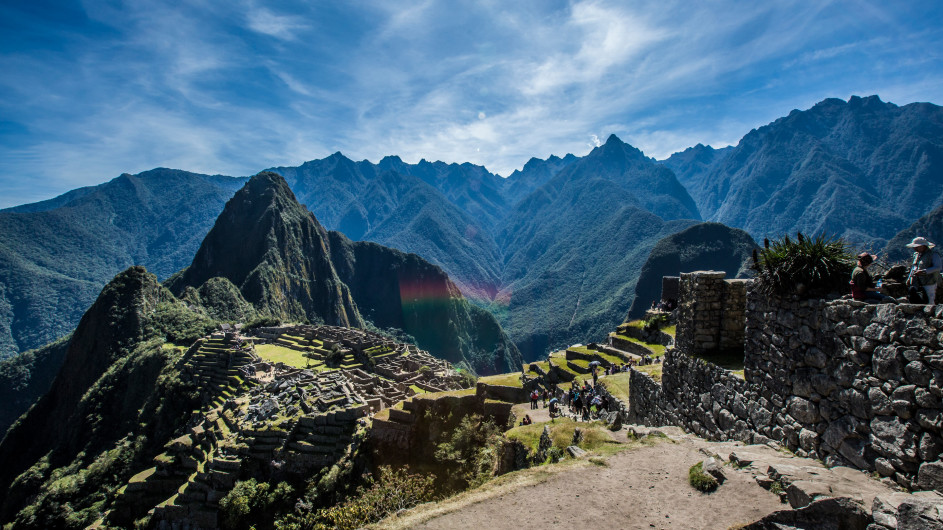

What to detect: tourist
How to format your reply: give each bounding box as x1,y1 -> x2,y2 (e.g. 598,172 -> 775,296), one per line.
530,389 -> 539,410
521,414 -> 533,426
905,237 -> 941,304
850,252 -> 895,304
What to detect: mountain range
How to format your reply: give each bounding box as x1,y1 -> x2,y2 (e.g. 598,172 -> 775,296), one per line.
1,94 -> 941,368
664,95 -> 943,247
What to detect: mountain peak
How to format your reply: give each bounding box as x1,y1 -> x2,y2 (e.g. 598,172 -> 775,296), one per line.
604,133 -> 623,146
168,172 -> 362,328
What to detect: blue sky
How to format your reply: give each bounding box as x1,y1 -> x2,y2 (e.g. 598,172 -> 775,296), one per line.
1,0 -> 941,208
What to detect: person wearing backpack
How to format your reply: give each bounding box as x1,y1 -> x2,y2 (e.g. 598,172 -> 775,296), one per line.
905,237 -> 941,304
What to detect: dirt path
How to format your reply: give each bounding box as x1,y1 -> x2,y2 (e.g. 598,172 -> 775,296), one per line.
388,428 -> 785,530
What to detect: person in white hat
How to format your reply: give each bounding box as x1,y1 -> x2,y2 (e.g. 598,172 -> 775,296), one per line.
905,237 -> 941,303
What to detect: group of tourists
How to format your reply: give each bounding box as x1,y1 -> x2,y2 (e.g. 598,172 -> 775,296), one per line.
852,236 -> 941,305
561,380 -> 611,421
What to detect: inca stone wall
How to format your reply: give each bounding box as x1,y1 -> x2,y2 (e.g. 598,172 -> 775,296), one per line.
629,271 -> 943,491
674,271 -> 747,356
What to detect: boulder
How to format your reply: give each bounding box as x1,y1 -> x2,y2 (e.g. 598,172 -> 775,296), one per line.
701,457 -> 726,484
566,446 -> 587,458
743,497 -> 871,530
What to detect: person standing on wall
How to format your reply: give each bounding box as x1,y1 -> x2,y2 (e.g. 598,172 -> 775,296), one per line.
906,237 -> 942,304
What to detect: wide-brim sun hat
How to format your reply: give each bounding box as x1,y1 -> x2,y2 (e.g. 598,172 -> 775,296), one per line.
906,236 -> 936,248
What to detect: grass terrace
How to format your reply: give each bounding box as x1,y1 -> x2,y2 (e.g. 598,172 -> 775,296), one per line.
505,418 -> 624,457
598,372 -> 630,403
635,364 -> 663,382
254,343 -> 327,370
610,332 -> 667,357
479,372 -> 525,388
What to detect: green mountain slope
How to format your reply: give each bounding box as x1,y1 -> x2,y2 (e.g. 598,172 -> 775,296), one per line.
169,172 -> 520,374
0,267 -> 214,526
883,204 -> 943,262
627,223 -> 757,318
167,172 -> 362,328
498,176 -> 697,359
674,95 -> 943,246
0,169 -> 244,357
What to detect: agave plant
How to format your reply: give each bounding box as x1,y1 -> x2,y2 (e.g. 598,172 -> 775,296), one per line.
752,232 -> 854,298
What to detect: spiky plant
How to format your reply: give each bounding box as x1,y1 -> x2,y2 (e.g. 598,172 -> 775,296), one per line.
752,232 -> 854,298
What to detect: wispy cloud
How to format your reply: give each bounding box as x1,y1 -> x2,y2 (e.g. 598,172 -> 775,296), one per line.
0,0 -> 941,206
246,7 -> 308,41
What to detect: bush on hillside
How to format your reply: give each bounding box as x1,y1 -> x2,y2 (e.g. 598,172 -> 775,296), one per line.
219,479 -> 295,530
751,232 -> 853,298
306,467 -> 436,530
435,414 -> 503,490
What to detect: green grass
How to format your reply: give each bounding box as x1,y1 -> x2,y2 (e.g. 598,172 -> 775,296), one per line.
612,333 -> 666,357
479,373 -> 524,388
129,466 -> 156,483
567,358 -> 590,369
599,372 -> 630,403
409,385 -> 427,394
505,418 -> 622,456
635,364 -> 663,382
689,461 -> 718,492
567,345 -> 597,356
662,325 -> 676,337
254,343 -> 328,370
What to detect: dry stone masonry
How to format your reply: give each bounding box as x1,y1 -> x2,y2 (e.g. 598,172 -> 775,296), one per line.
629,271 -> 943,496
106,323 -> 471,528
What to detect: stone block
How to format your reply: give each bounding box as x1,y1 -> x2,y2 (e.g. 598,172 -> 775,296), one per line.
916,461 -> 943,492
873,345 -> 904,380
906,361 -> 933,386
785,480 -> 833,508
898,499 -> 943,530
788,396 -> 820,424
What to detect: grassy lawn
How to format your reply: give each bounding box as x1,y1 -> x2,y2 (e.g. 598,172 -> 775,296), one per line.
599,372 -> 630,403
255,343 -> 326,370
505,418 -> 623,457
479,372 -> 525,387
409,385 -> 427,394
635,364 -> 663,382
419,388 -> 477,399
612,333 -> 666,357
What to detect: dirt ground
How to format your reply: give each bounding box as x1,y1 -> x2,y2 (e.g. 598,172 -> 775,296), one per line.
382,423 -> 787,530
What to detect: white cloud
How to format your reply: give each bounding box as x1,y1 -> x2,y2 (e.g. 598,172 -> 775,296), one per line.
246,8 -> 308,41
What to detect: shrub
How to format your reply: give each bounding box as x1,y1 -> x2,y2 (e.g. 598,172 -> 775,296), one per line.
245,315 -> 282,330
316,466 -> 436,529
457,370 -> 477,389
434,414 -> 503,489
688,462 -> 718,493
751,232 -> 853,298
642,313 -> 669,333
219,479 -> 295,530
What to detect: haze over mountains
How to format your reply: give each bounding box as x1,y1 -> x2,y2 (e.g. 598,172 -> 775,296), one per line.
1,95 -> 941,367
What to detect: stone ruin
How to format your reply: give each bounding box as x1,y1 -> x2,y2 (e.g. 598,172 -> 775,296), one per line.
106,323 -> 471,528
626,270 -> 943,527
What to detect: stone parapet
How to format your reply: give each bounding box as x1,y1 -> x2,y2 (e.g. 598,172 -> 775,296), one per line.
629,282 -> 943,491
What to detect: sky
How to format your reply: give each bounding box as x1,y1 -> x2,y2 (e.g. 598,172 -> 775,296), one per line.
1,0 -> 941,208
